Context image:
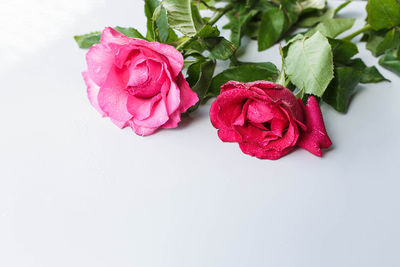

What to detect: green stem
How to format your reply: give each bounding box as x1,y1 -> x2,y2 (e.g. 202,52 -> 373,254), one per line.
176,6 -> 232,52
208,9 -> 227,26
341,24 -> 372,41
334,0 -> 351,15
276,45 -> 289,87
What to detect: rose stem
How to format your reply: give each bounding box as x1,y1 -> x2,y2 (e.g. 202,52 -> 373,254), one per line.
341,24 -> 372,41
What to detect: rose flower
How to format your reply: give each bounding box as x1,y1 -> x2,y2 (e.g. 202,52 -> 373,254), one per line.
82,27 -> 198,136
210,81 -> 332,160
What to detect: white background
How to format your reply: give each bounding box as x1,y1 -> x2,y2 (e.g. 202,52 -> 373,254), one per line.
0,1 -> 399,266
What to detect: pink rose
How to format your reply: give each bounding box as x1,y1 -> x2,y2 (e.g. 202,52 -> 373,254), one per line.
82,27 -> 198,136
209,81 -> 332,160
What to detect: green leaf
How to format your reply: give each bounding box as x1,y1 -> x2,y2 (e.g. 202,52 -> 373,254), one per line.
328,38 -> 358,63
366,0 -> 400,31
186,60 -> 216,108
361,66 -> 390,83
344,58 -> 389,83
323,66 -> 362,113
285,31 -> 334,97
366,28 -> 400,56
225,8 -> 258,46
300,0 -> 326,11
258,7 -> 285,51
208,64 -> 279,98
74,32 -> 100,49
162,0 -> 203,36
298,9 -> 335,28
306,18 -> 355,38
280,0 -> 303,30
379,49 -> 400,76
202,37 -> 237,60
113,26 -> 146,39
154,7 -> 170,43
144,0 -> 160,40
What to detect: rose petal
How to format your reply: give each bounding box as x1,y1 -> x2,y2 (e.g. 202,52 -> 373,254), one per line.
86,44 -> 114,87
126,94 -> 162,121
239,142 -> 294,160
101,27 -> 183,78
133,99 -> 169,128
129,120 -> 158,136
82,71 -> 106,117
296,96 -> 332,156
217,129 -> 242,142
265,108 -> 299,151
97,66 -> 132,123
161,109 -> 181,129
162,70 -> 181,115
246,100 -> 274,124
176,73 -> 198,112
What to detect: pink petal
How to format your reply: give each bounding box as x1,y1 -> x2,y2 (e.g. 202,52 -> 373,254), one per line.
296,96 -> 332,157
162,71 -> 181,115
127,60 -> 149,87
239,142 -> 294,160
110,118 -> 129,129
97,66 -> 132,123
265,107 -> 299,151
100,27 -> 131,45
129,120 -> 158,136
176,73 -> 198,112
246,100 -> 274,124
126,94 -> 162,121
161,109 -> 181,129
86,44 -> 114,87
220,81 -> 249,94
132,99 -> 169,128
101,27 -> 183,78
82,71 -> 106,117
217,129 -> 242,142
233,99 -> 251,126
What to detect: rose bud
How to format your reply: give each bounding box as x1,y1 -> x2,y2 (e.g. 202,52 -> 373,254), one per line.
209,81 -> 332,160
82,27 -> 198,136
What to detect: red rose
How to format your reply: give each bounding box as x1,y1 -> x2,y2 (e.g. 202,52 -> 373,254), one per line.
209,81 -> 332,160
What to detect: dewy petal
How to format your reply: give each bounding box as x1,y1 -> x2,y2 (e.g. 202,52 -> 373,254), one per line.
265,108 -> 299,151
133,99 -> 169,128
217,129 -> 242,142
126,93 -> 162,121
127,60 -> 149,87
129,120 -> 158,136
296,96 -> 332,157
101,27 -> 184,78
110,118 -> 129,129
235,124 -> 267,145
100,27 -> 131,46
86,44 -> 114,87
82,71 -> 106,117
220,81 -> 249,94
175,72 -> 198,112
239,142 -> 294,160
97,66 -> 132,123
162,69 -> 181,115
161,109 -> 181,129
233,99 -> 251,126
246,100 -> 274,124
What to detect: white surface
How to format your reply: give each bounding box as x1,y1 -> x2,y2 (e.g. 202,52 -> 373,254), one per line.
1,1 -> 399,266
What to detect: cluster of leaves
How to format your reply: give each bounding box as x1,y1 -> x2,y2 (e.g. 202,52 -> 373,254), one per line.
212,0 -> 388,113
360,0 -> 400,76
280,16 -> 388,113
75,0 -> 392,115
